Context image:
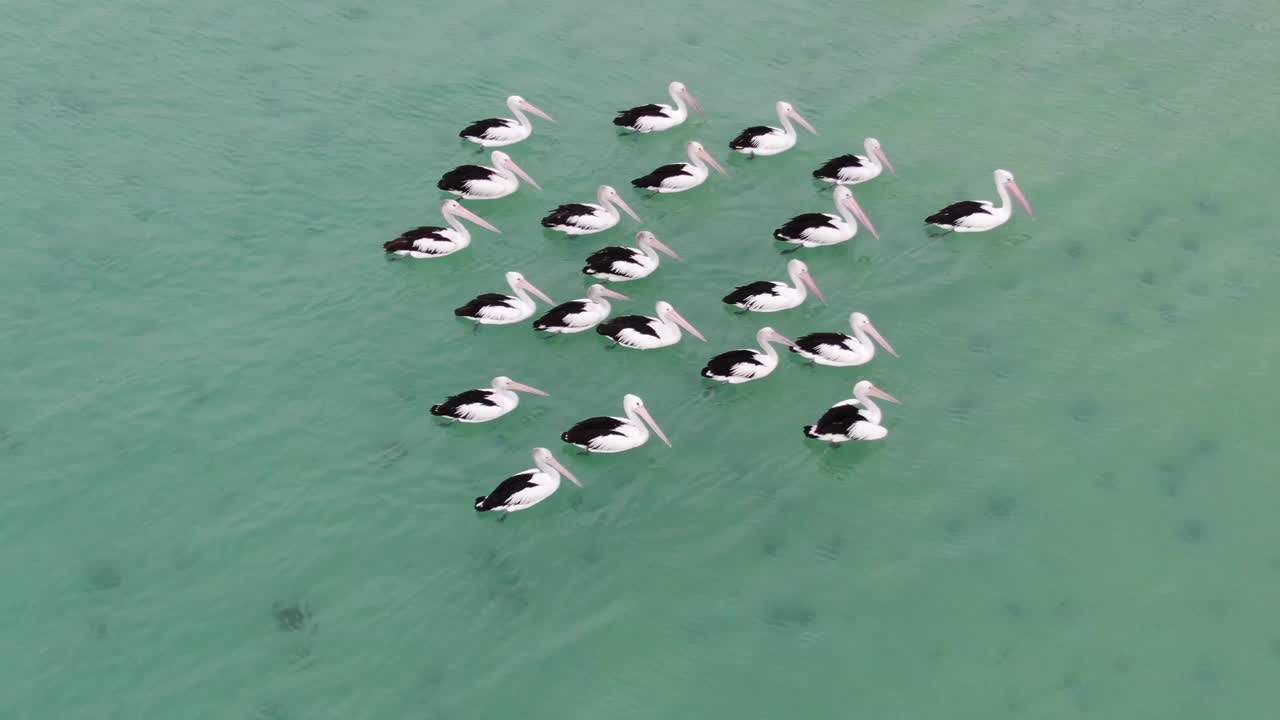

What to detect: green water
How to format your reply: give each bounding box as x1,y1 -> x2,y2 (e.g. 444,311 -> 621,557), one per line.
3,0 -> 1279,717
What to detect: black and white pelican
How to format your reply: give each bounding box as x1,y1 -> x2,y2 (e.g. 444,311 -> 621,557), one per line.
541,185 -> 642,236
722,259 -> 825,313
436,150 -> 541,200
700,327 -> 796,384
925,169 -> 1034,233
474,447 -> 581,516
631,141 -> 728,193
812,138 -> 896,185
774,186 -> 879,250
613,81 -> 704,133
383,200 -> 500,258
561,394 -> 671,454
728,101 -> 817,156
430,376 -> 549,423
581,231 -> 681,282
596,300 -> 706,349
532,284 -> 630,334
459,95 -> 555,148
790,311 -> 898,367
803,380 -> 901,444
454,271 -> 554,325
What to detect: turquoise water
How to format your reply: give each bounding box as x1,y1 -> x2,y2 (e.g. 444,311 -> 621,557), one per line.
3,0 -> 1279,717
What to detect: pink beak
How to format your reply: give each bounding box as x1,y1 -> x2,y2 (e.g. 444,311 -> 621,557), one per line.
841,193 -> 879,240
769,331 -> 797,347
517,278 -> 554,304
665,306 -> 706,342
801,272 -> 826,305
1008,180 -> 1034,218
503,158 -> 541,190
696,146 -> 729,176
517,100 -> 555,123
634,404 -> 672,447
448,202 -> 500,233
542,451 -> 581,487
875,146 -> 896,176
611,194 -> 643,223
787,108 -> 818,135
507,381 -> 549,396
682,89 -> 704,116
597,287 -> 630,301
862,321 -> 898,357
642,234 -> 681,261
868,385 -> 902,404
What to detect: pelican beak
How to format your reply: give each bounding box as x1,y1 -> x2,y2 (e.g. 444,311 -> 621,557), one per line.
842,192 -> 879,240
666,307 -> 706,342
863,321 -> 898,357
450,203 -> 501,233
507,381 -> 549,396
517,278 -> 554,304
770,330 -> 797,347
647,235 -> 682,261
598,287 -> 630,301
518,99 -> 555,123
543,451 -> 581,487
868,385 -> 902,404
788,108 -> 818,135
876,146 -> 896,176
634,404 -> 672,447
698,146 -> 729,176
1008,180 -> 1034,218
682,88 -> 704,116
612,193 -> 643,223
504,157 -> 541,190
802,272 -> 826,305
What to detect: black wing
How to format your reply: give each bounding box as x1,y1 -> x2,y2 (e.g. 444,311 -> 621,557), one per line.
774,213 -> 838,241
475,471 -> 537,511
596,315 -> 659,339
454,293 -> 515,318
431,389 -> 496,417
459,117 -> 511,140
701,349 -> 763,378
582,246 -> 641,276
541,203 -> 597,228
437,164 -> 495,192
613,104 -> 668,128
791,332 -> 852,354
723,280 -> 781,306
807,404 -> 867,437
533,300 -> 589,330
561,416 -> 627,445
384,226 -> 447,254
729,126 -> 773,150
925,200 -> 990,226
631,163 -> 692,189
812,154 -> 863,179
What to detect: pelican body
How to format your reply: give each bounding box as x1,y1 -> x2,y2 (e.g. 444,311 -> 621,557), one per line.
383,200 -> 499,258
541,185 -> 642,235
474,448 -> 581,515
791,312 -> 898,367
431,376 -> 548,423
701,327 -> 795,384
459,95 -> 555,148
728,101 -> 817,156
613,81 -> 703,133
581,231 -> 681,282
774,186 -> 879,249
722,259 -> 825,313
454,271 -> 554,325
561,394 -> 671,454
925,169 -> 1034,233
803,381 -> 901,444
596,300 -> 706,350
631,141 -> 728,193
812,138 -> 896,185
437,151 -> 541,200
533,284 -> 630,334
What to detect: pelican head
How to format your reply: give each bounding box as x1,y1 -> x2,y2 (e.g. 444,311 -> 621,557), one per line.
994,169 -> 1033,218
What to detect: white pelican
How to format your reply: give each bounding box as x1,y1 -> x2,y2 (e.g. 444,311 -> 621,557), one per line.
474,447 -> 581,516
803,380 -> 901,444
596,300 -> 706,349
613,81 -> 704,133
541,185 -> 642,235
430,376 -> 549,423
925,169 -> 1034,233
459,95 -> 555,148
561,394 -> 671,453
722,259 -> 825,313
454,271 -> 554,325
700,327 -> 796,384
728,101 -> 817,156
790,312 -> 898,367
812,138 -> 896,185
532,284 -> 630,334
383,200 -> 499,258
631,140 -> 728,193
436,151 -> 541,200
774,186 -> 879,250
581,231 -> 681,282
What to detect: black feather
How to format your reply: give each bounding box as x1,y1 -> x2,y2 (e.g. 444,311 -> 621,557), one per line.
723,281 -> 781,306
582,246 -> 641,277
925,200 -> 991,226
437,164 -> 496,192
459,117 -> 512,140
808,404 -> 867,437
701,349 -> 762,378
596,315 -> 660,340
431,388 -> 497,418
474,472 -> 538,511
542,203 -> 598,228
613,104 -> 669,129
631,163 -> 692,189
791,332 -> 852,355
533,300 -> 589,331
773,213 -> 838,241
561,416 -> 627,446
454,293 -> 514,318
729,126 -> 773,150
812,154 -> 863,179
384,226 -> 448,254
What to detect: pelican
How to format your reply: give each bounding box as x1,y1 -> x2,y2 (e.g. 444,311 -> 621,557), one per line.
561,394 -> 671,453
474,447 -> 581,516
812,138 -> 896,185
454,271 -> 554,325
532,284 -> 630,334
436,150 -> 541,200
430,376 -> 548,423
728,101 -> 817,156
722,259 -> 825,313
631,141 -> 729,193
596,300 -> 706,349
581,231 -> 681,282
925,169 -> 1034,233
791,312 -> 898,367
541,185 -> 642,235
803,380 -> 901,444
774,186 -> 879,250
613,81 -> 704,133
700,327 -> 796,384
383,200 -> 499,258
459,95 -> 555,148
